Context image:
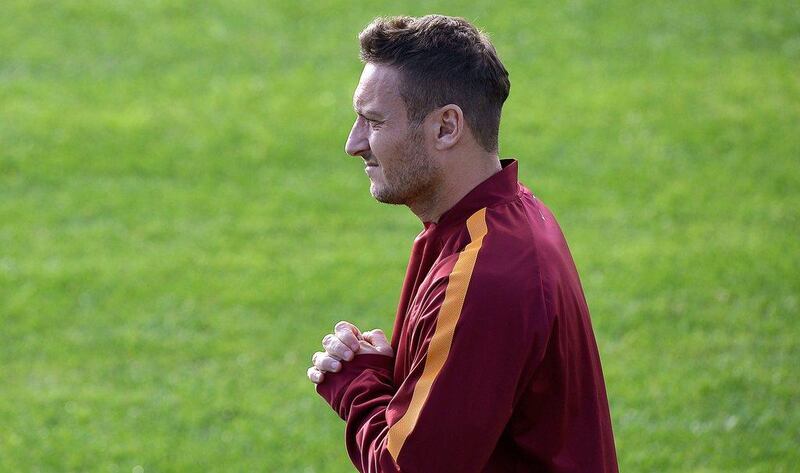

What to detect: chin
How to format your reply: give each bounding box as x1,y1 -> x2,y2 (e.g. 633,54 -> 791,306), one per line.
370,184 -> 405,205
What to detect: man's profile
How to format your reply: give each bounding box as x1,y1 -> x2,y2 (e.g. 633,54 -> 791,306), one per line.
307,14 -> 618,472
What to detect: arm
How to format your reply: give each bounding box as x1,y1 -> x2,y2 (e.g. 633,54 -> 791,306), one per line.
315,275 -> 538,472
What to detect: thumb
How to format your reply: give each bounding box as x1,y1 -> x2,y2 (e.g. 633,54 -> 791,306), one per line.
363,329 -> 392,354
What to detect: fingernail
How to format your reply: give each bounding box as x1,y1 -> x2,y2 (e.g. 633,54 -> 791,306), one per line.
344,350 -> 353,360
332,361 -> 341,370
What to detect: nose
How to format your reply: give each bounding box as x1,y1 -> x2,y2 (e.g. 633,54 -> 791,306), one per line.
345,118 -> 369,157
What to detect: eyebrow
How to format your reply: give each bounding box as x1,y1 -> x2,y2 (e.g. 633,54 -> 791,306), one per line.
354,105 -> 384,120
353,96 -> 385,120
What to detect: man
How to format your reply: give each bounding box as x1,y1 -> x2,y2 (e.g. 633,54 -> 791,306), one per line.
307,15 -> 618,472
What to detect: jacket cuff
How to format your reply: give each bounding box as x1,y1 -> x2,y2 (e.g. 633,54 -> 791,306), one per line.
316,353 -> 394,417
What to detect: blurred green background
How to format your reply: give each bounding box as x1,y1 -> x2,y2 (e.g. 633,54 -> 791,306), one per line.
1,0 -> 798,471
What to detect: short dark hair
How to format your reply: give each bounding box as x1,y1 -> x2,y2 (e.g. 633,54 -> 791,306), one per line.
359,15 -> 511,152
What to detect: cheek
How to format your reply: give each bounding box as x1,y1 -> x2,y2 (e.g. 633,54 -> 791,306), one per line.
373,131 -> 407,153
370,133 -> 398,161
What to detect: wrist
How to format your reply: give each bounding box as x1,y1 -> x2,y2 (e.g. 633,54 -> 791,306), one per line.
315,353 -> 395,415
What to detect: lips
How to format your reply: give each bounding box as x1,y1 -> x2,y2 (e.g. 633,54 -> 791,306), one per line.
364,162 -> 379,175
362,154 -> 378,167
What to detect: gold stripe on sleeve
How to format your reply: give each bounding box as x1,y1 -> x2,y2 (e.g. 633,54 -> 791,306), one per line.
386,207 -> 489,462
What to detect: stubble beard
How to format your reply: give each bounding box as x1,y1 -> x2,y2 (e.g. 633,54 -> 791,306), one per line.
370,127 -> 439,206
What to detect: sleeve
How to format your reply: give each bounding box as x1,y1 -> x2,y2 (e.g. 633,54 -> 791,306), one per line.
316,264 -> 539,472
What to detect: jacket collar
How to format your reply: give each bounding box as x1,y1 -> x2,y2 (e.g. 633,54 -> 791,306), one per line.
426,159 -> 520,229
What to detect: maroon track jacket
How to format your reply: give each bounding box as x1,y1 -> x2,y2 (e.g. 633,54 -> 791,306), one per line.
317,159 -> 618,472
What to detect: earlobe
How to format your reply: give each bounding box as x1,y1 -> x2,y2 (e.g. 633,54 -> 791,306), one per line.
434,104 -> 463,151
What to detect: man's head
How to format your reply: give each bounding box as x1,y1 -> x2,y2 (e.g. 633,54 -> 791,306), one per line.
358,15 -> 510,152
345,15 -> 510,210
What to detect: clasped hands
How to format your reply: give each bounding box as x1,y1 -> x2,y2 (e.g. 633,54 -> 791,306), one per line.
307,321 -> 393,384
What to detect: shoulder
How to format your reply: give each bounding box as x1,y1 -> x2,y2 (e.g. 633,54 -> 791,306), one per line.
435,199 -> 547,314
479,190 -> 575,281
420,191 -> 570,304
465,194 -> 570,319
472,194 -> 542,286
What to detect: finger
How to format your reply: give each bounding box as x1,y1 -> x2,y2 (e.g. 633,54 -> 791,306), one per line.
334,321 -> 362,352
323,333 -> 354,361
362,329 -> 392,353
313,351 -> 342,373
362,329 -> 389,347
307,366 -> 324,384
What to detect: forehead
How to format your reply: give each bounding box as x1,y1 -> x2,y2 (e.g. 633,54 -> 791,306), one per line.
353,63 -> 404,112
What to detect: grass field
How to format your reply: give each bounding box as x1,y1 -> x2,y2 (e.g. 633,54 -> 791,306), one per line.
1,0 -> 798,471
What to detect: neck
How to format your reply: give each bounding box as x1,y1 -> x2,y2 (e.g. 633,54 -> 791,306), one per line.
409,152 -> 502,223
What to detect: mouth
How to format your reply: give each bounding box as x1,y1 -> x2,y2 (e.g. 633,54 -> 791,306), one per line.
362,154 -> 379,167
364,161 -> 379,176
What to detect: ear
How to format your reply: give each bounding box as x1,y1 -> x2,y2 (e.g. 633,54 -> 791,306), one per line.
431,104 -> 464,151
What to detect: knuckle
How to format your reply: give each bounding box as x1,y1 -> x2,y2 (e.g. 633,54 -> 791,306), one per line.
335,320 -> 352,331
331,337 -> 345,350
337,330 -> 355,343
312,351 -> 323,364
307,368 -> 317,380
322,334 -> 333,345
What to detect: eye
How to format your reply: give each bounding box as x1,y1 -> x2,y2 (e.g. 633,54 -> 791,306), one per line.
357,114 -> 382,129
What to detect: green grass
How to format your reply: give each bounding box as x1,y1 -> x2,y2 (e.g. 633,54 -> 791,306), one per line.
1,0 -> 798,471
